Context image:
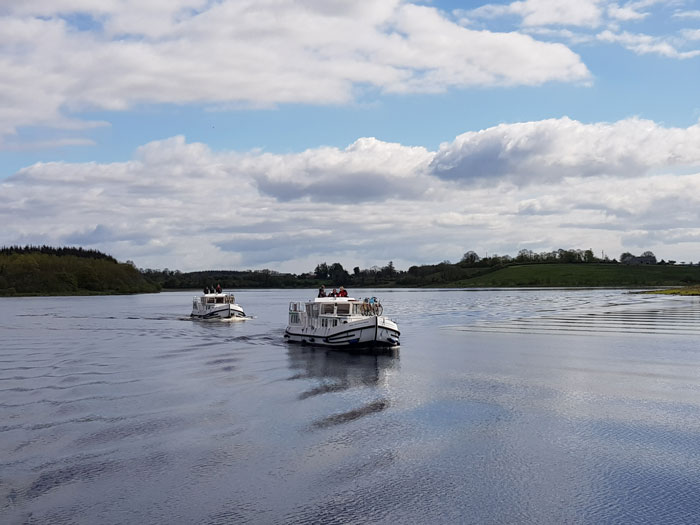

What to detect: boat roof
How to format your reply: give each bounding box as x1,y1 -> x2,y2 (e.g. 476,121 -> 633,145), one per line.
314,296 -> 356,303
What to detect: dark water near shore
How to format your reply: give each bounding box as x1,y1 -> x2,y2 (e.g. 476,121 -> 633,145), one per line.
2,288 -> 700,524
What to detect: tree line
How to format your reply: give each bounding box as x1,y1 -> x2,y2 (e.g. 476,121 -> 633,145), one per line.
1,245 -> 118,263
143,247 -> 657,289
2,244 -> 684,295
0,246 -> 159,296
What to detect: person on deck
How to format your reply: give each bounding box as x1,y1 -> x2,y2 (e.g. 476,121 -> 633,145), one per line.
338,286 -> 348,297
216,283 -> 222,293
318,285 -> 326,297
329,288 -> 338,297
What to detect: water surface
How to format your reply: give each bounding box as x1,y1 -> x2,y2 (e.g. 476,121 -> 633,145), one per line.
2,288 -> 700,523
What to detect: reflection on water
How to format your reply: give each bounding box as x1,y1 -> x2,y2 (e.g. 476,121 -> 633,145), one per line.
287,346 -> 399,390
3,289 -> 700,524
286,346 -> 399,430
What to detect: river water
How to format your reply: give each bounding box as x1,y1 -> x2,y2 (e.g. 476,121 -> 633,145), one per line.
2,288 -> 700,524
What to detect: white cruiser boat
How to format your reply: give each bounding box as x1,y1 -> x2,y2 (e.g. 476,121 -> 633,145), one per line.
284,296 -> 400,348
191,292 -> 246,319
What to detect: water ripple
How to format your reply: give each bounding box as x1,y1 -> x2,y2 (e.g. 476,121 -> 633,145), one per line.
450,300 -> 700,336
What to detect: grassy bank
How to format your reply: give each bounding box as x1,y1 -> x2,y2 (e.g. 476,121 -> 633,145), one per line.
447,263 -> 700,288
641,286 -> 700,296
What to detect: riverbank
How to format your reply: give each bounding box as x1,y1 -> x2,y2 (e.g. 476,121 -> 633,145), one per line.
641,286 -> 700,296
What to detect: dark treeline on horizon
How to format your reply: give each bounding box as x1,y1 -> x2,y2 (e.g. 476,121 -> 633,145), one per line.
142,247 -> 677,289
0,245 -> 157,296
0,245 -> 118,263
4,245 -> 693,294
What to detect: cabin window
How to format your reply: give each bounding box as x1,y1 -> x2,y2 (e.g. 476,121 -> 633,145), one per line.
289,313 -> 300,324
333,319 -> 338,327
336,304 -> 350,315
322,304 -> 335,314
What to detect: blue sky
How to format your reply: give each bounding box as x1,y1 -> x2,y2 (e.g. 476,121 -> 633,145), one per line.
2,0 -> 700,272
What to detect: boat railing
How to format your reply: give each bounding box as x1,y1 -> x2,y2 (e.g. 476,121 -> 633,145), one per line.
192,293 -> 236,306
288,301 -> 307,325
289,301 -> 305,312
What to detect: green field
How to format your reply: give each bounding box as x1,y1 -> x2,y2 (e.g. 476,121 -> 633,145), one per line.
448,263 -> 700,288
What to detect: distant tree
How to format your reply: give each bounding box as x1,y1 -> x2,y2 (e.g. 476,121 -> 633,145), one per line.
461,251 -> 480,264
515,249 -> 533,263
314,262 -> 329,280
382,261 -> 396,278
328,262 -> 350,285
620,252 -> 634,264
641,251 -> 657,264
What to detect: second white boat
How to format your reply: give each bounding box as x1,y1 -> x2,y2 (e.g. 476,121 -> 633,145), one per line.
191,292 -> 246,320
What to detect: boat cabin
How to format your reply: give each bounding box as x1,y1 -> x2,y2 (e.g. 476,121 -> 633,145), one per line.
194,292 -> 236,307
287,297 -> 383,328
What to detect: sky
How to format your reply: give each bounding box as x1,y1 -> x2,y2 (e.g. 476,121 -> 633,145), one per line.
1,0 -> 700,273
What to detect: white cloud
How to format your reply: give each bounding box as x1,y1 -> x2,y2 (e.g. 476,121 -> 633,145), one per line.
682,28 -> 700,41
430,117 -> 700,184
0,0 -> 590,144
463,0 -> 700,60
672,9 -> 700,19
607,3 -> 649,21
243,137 -> 434,202
597,29 -> 700,58
3,118 -> 700,271
466,0 -> 604,27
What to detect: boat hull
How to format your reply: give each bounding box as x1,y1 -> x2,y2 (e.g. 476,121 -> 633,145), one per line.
284,316 -> 400,348
191,304 -> 246,319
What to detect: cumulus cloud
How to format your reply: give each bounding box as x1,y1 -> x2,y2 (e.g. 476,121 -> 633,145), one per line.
0,0 -> 590,144
245,138 -> 433,202
430,117 -> 700,184
3,119 -> 700,270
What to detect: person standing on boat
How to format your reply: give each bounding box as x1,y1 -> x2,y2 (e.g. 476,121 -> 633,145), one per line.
338,286 -> 348,297
216,283 -> 222,293
329,288 -> 338,297
318,285 -> 326,297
